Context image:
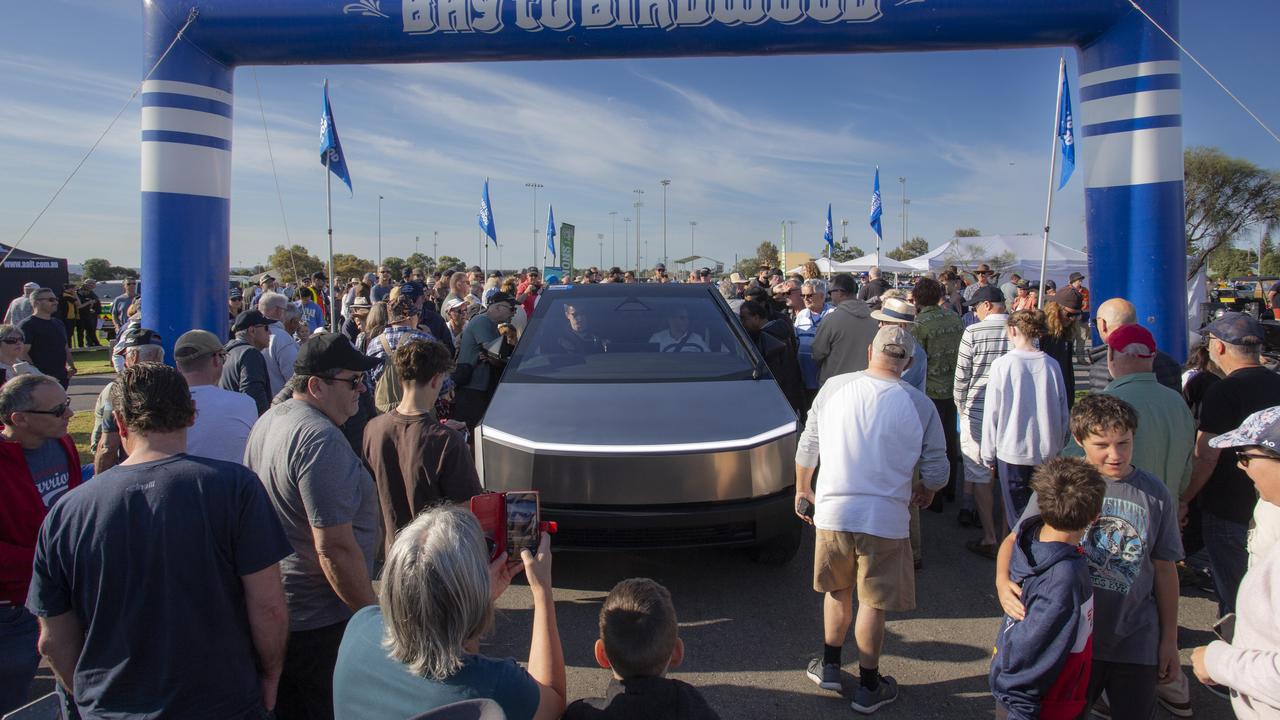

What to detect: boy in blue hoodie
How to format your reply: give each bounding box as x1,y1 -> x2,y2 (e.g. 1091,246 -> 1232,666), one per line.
989,457 -> 1106,719
996,394 -> 1184,719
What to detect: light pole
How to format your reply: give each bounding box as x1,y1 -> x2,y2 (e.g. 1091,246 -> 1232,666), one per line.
659,179 -> 671,267
525,182 -> 543,269
632,189 -> 644,271
689,220 -> 697,258
498,243 -> 503,270
432,231 -> 438,270
598,233 -> 604,267
840,218 -> 848,252
608,211 -> 618,267
415,235 -> 419,262
898,176 -> 908,254
623,217 -> 632,271
786,220 -> 796,271
377,195 -> 384,266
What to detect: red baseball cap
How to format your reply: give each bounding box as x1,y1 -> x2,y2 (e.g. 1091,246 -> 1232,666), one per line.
1106,324 -> 1156,358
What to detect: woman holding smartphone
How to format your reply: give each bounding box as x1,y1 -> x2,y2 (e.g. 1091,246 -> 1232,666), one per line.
332,506 -> 566,720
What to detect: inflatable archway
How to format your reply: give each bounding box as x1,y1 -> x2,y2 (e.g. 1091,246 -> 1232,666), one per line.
141,0 -> 1185,358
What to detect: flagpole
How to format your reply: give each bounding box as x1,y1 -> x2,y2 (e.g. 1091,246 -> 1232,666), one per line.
326,153 -> 337,334
1038,56 -> 1066,310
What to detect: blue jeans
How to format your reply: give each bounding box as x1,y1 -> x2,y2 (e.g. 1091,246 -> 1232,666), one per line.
997,460 -> 1036,532
0,605 -> 40,715
1202,509 -> 1249,617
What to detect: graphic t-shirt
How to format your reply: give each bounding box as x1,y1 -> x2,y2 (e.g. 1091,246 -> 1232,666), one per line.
1019,466 -> 1182,664
25,438 -> 70,508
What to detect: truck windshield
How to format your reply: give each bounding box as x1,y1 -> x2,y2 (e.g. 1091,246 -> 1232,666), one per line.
503,294 -> 758,383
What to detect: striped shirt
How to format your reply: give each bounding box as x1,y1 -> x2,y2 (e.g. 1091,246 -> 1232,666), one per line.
953,313 -> 1009,424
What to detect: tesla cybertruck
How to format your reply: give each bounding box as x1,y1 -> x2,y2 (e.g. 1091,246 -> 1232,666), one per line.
475,282 -> 802,563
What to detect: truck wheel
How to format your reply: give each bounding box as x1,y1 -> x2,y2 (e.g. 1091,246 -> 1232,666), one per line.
749,524 -> 801,565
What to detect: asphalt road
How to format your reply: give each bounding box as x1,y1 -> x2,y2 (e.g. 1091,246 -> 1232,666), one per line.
67,373 -> 110,413
484,506 -> 1236,719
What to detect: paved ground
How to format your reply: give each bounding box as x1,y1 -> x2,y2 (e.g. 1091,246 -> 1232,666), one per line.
482,506 -> 1235,719
67,374 -> 110,413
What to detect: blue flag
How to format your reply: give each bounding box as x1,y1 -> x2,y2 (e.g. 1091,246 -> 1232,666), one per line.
869,168 -> 883,240
824,204 -> 834,254
320,80 -> 352,194
478,180 -> 497,245
1057,71 -> 1075,190
546,204 -> 557,259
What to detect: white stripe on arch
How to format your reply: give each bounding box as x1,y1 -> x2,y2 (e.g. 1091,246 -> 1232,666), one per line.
1082,126 -> 1183,189
140,80 -> 234,106
141,141 -> 231,199
141,106 -> 233,140
1078,60 -> 1181,88
1080,89 -> 1181,126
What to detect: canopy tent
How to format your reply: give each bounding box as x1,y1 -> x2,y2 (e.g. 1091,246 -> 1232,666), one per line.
788,254 -> 915,275
903,235 -> 1086,287
0,244 -> 69,310
836,252 -> 916,273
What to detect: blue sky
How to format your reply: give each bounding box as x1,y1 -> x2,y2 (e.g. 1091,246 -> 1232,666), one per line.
1,0 -> 1277,272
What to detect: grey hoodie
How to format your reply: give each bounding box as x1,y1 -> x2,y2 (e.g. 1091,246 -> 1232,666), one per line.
811,298 -> 879,386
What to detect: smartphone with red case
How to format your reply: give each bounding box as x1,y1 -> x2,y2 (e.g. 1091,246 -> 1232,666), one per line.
470,491 -> 556,561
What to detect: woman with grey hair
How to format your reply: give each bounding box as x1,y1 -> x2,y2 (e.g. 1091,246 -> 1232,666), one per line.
332,505 -> 565,720
0,324 -> 40,382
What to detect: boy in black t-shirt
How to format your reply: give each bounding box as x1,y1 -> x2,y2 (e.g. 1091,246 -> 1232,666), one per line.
564,578 -> 719,720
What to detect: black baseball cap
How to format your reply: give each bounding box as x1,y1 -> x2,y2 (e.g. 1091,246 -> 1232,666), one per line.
232,309 -> 276,333
487,291 -> 517,308
293,333 -> 378,376
1202,311 -> 1264,346
398,281 -> 424,301
967,286 -> 1006,307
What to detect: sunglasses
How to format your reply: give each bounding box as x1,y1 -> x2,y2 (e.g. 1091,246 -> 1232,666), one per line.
322,373 -> 364,390
801,293 -> 820,299
1,337 -> 23,345
1238,452 -> 1278,467
23,399 -> 72,417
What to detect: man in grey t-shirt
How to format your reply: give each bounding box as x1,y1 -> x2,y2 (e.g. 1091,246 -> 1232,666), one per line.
244,333 -> 379,720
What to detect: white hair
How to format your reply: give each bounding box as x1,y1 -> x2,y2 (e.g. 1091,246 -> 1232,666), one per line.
380,506 -> 493,681
868,266 -> 882,278
125,344 -> 164,364
257,291 -> 288,313
802,278 -> 828,297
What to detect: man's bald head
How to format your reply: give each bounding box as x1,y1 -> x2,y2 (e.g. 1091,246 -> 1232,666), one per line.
1095,298 -> 1136,340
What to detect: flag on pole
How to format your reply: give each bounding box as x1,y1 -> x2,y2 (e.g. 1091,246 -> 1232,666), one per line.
1057,71 -> 1075,190
546,205 -> 557,259
824,204 -> 834,255
478,179 -> 497,245
320,80 -> 352,194
869,167 -> 882,240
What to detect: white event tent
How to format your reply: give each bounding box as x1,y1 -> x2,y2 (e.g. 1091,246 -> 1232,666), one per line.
787,253 -> 915,275
902,235 -> 1087,287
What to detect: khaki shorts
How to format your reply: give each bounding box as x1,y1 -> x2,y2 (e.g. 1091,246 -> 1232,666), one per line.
813,529 -> 915,612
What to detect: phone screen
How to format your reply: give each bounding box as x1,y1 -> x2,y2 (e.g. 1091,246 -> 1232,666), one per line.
505,491 -> 540,554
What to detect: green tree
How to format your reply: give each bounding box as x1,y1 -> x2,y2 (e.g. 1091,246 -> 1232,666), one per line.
331,254 -> 374,280
81,258 -> 114,281
437,255 -> 465,272
381,256 -> 407,279
1185,146 -> 1280,279
820,239 -> 863,262
887,236 -> 929,261
755,241 -> 780,269
954,228 -> 982,238
404,252 -> 435,275
266,245 -> 324,284
1208,247 -> 1258,279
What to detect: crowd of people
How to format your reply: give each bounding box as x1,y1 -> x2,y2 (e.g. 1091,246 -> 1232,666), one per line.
0,256 -> 1278,720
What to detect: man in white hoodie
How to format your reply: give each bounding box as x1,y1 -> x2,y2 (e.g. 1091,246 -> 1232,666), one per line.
1193,405 -> 1280,719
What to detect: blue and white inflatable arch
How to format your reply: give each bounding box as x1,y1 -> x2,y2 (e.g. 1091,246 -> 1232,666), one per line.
142,0 -> 1185,358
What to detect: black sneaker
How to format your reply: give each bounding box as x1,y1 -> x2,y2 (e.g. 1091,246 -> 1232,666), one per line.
805,657 -> 841,691
850,674 -> 898,714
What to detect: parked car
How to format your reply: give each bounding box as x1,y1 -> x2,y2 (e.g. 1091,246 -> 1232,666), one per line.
475,283 -> 802,563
